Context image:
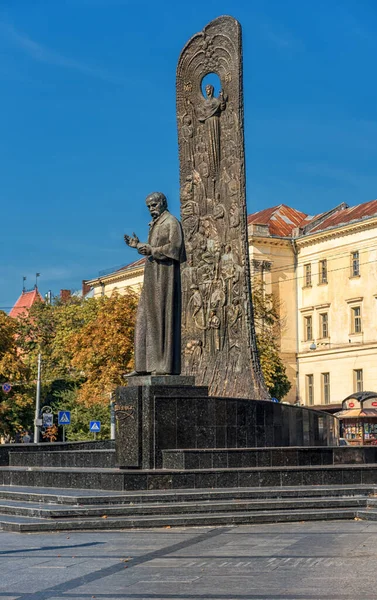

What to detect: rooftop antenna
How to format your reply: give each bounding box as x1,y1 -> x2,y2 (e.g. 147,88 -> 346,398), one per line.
22,276 -> 26,292
35,273 -> 40,289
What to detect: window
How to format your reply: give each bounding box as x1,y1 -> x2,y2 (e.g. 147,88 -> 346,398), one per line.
319,312 -> 329,338
322,373 -> 330,404
304,315 -> 313,341
354,369 -> 363,393
351,251 -> 360,277
351,306 -> 362,333
304,263 -> 312,286
319,260 -> 328,284
306,374 -> 314,405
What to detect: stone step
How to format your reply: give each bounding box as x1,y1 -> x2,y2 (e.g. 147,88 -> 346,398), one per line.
0,484 -> 372,505
357,509 -> 377,521
2,463 -> 377,490
0,507 -> 358,532
0,440 -> 115,467
365,497 -> 377,506
0,495 -> 367,519
162,446 -> 377,469
8,450 -> 116,469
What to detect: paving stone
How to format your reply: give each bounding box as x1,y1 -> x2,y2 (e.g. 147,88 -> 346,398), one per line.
2,522 -> 377,599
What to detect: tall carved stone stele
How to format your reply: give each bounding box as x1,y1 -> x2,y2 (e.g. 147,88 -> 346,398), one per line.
177,15 -> 269,399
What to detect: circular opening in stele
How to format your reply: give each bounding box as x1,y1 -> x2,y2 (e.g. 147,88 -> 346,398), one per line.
201,72 -> 222,98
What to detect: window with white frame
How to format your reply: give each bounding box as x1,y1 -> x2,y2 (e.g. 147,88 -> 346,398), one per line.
306,374 -> 314,405
321,372 -> 330,404
319,312 -> 328,338
351,306 -> 362,334
353,369 -> 363,393
319,259 -> 328,284
304,263 -> 312,287
351,251 -> 360,277
304,315 -> 313,341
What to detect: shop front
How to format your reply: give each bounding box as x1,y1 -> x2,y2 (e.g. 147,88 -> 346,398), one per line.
334,392 -> 377,445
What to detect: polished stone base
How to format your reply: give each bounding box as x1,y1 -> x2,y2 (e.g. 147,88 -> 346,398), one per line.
114,383 -> 339,470
115,383 -> 208,469
126,375 -> 196,387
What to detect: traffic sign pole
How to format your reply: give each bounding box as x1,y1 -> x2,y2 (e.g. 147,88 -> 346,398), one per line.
89,421 -> 101,439
58,411 -> 71,442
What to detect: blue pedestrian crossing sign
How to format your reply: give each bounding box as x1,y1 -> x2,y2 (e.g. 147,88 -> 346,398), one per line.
90,421 -> 101,432
58,411 -> 71,425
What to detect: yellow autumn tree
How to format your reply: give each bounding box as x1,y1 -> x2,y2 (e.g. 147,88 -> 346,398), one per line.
68,292 -> 138,405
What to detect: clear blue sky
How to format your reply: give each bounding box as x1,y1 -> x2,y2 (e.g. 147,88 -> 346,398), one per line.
1,0 -> 377,309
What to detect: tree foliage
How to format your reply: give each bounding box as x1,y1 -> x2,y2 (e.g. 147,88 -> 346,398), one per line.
51,388 -> 111,441
69,293 -> 138,405
0,292 -> 137,438
252,280 -> 291,401
0,311 -> 34,436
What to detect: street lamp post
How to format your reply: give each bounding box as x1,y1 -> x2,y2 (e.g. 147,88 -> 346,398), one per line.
33,353 -> 42,443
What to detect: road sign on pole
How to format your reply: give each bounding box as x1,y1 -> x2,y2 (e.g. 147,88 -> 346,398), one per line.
58,411 -> 71,425
89,421 -> 101,432
42,413 -> 53,427
2,383 -> 11,393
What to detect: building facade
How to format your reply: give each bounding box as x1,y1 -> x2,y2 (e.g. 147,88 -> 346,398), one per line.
296,201 -> 377,409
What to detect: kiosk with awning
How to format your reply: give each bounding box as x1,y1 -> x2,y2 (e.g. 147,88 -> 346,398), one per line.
334,392 -> 377,445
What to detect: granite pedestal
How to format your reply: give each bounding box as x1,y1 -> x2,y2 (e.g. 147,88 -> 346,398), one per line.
115,378 -> 339,470
115,376 -> 207,469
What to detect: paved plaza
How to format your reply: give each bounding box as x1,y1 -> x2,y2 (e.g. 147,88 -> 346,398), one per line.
1,520 -> 377,599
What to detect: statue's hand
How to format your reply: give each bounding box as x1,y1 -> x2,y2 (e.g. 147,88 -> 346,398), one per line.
124,232 -> 140,248
137,244 -> 152,256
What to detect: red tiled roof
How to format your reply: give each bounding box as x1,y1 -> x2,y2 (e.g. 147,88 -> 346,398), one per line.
248,204 -> 309,237
307,199 -> 377,234
9,289 -> 43,319
109,200 -> 377,274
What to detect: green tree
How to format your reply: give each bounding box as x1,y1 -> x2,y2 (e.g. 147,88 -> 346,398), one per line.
16,296 -> 100,384
252,280 -> 291,401
51,388 -> 110,441
0,310 -> 34,437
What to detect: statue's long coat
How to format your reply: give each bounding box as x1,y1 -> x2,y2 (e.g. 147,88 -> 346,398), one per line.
135,210 -> 186,374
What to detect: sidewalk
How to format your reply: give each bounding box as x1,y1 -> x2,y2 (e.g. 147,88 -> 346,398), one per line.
1,520 -> 377,599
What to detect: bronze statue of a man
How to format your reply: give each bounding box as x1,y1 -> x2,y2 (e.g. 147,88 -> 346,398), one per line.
124,192 -> 186,376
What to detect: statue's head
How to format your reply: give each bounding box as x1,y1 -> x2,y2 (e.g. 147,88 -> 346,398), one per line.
205,84 -> 214,98
146,192 -> 167,220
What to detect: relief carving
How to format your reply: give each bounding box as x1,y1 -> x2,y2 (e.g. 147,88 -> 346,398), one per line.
177,16 -> 269,399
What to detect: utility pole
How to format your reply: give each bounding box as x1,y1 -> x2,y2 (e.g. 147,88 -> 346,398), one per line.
33,353 -> 42,443
110,392 -> 116,440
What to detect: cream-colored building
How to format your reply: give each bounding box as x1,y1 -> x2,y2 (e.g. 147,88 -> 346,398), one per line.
87,258 -> 145,298
85,199 -> 377,407
295,200 -> 377,409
